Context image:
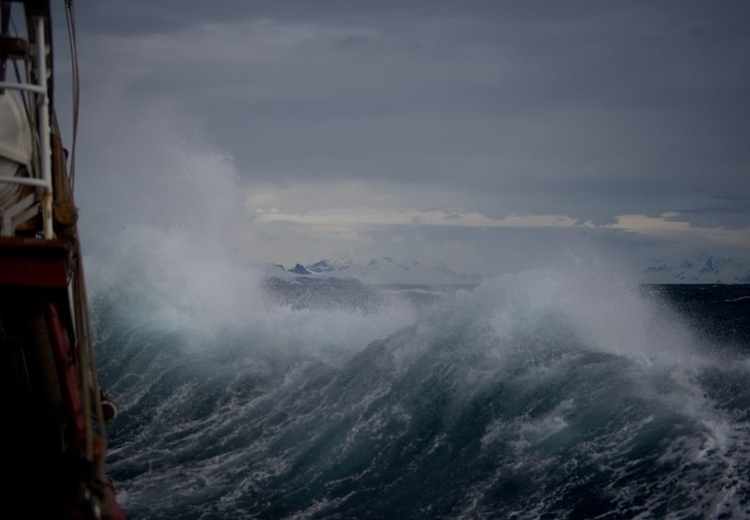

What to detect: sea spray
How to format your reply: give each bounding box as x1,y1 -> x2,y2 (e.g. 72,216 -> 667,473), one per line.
73,92 -> 750,519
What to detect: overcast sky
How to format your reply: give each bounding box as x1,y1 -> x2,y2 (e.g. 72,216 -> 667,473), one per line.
56,0 -> 750,275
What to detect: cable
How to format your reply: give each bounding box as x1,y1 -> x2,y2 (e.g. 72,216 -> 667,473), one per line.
65,0 -> 79,194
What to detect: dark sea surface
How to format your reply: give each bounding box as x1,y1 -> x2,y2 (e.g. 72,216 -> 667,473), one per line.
94,275 -> 750,519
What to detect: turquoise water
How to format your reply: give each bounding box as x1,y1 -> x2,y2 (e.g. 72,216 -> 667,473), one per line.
94,274 -> 750,519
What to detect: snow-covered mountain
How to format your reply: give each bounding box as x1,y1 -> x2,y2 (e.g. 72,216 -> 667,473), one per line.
642,253 -> 750,284
313,255 -> 481,285
288,263 -> 312,275
305,258 -> 352,274
265,255 -> 481,285
258,252 -> 750,285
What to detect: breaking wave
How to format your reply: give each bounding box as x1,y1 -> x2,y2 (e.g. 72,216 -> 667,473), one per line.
91,265 -> 750,519
77,100 -> 750,519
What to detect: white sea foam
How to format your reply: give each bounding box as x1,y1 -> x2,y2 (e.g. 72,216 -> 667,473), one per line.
79,97 -> 418,360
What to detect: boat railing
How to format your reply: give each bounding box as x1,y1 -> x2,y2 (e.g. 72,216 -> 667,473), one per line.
0,15 -> 54,239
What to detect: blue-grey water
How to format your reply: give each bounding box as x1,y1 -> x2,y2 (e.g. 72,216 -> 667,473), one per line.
93,272 -> 750,519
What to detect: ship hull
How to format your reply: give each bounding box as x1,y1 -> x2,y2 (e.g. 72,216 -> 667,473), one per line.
0,237 -> 122,518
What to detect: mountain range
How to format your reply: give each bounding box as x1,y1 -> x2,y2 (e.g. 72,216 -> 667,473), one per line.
257,252 -> 750,285
257,255 -> 481,285
641,253 -> 750,284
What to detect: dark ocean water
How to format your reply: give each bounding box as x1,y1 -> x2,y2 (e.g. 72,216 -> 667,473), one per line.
93,274 -> 750,519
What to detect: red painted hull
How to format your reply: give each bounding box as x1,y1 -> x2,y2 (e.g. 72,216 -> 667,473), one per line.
0,237 -> 124,519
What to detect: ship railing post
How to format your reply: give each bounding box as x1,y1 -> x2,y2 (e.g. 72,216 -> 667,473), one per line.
35,16 -> 53,239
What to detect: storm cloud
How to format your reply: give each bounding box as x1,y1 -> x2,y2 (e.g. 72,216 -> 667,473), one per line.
64,0 -> 750,272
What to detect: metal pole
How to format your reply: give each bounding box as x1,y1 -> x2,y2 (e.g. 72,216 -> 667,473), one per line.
35,17 -> 53,239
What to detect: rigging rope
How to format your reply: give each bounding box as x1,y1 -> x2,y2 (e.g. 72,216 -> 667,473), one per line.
62,0 -> 108,481
8,16 -> 24,86
65,0 -> 79,195
78,236 -> 109,480
69,226 -> 109,477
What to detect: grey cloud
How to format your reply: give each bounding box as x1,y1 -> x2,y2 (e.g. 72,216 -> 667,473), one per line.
671,204 -> 750,229
68,0 -> 750,264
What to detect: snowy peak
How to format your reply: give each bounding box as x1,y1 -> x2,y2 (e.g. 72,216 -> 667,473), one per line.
643,253 -> 750,284
300,255 -> 481,285
288,263 -> 312,275
435,263 -> 458,277
306,258 -> 353,273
